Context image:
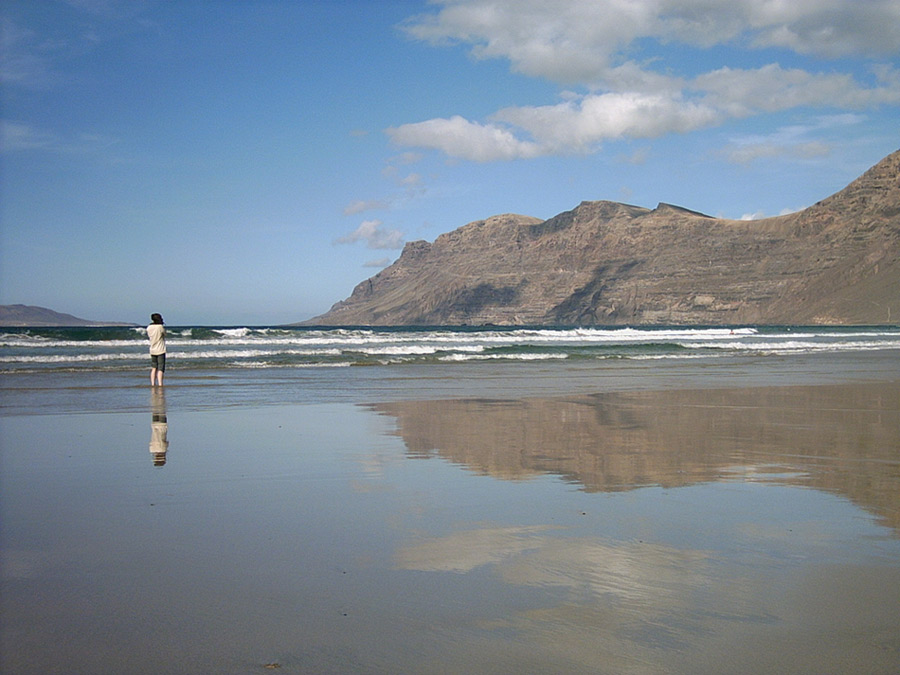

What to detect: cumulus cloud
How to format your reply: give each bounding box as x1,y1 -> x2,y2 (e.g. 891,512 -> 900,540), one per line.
693,64 -> 900,116
403,0 -> 900,82
393,0 -> 900,161
496,91 -> 720,151
387,93 -> 722,161
402,0 -> 653,85
388,115 -> 543,162
335,219 -> 405,249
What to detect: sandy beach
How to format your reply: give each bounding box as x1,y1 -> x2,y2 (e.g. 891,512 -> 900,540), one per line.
2,350 -> 899,673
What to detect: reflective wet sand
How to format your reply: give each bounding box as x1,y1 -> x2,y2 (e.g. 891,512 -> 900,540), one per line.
372,382 -> 900,532
2,381 -> 899,673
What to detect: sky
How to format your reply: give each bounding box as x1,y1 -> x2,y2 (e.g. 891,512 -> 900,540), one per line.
2,0 -> 899,325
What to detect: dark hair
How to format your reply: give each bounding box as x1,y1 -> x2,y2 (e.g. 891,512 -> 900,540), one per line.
150,313 -> 164,324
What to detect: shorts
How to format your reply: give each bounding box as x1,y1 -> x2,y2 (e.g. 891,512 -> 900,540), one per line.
151,353 -> 166,371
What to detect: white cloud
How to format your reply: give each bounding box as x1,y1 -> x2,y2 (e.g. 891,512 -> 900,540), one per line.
388,93 -> 721,161
693,64 -> 900,117
335,219 -> 405,250
722,113 -> 866,165
388,115 -> 543,162
393,1 -> 900,162
403,1 -> 900,83
402,0 -> 656,85
343,199 -> 390,216
740,210 -> 768,221
741,0 -> 900,57
727,141 -> 830,166
495,91 -> 720,151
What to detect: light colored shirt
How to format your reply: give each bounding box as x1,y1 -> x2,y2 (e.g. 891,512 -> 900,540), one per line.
148,323 -> 166,355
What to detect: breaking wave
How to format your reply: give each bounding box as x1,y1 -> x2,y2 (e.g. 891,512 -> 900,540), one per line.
1,325 -> 898,373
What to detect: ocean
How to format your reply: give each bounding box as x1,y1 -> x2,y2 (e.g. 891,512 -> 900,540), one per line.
2,323 -> 899,414
4,324 -> 900,372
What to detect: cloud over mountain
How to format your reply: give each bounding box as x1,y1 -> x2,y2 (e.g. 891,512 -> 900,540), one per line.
390,0 -> 900,161
336,219 -> 405,250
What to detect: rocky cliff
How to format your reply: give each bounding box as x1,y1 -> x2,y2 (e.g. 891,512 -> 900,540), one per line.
310,150 -> 900,325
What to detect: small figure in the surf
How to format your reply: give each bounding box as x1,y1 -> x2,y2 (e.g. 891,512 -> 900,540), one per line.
148,312 -> 166,386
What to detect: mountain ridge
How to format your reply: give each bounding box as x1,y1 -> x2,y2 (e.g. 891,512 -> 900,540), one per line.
307,150 -> 900,326
0,305 -> 135,327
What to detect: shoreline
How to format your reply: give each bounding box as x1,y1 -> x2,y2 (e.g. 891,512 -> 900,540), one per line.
2,348 -> 899,417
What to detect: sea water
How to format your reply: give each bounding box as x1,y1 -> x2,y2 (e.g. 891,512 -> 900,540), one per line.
3,325 -> 900,373
2,325 -> 899,414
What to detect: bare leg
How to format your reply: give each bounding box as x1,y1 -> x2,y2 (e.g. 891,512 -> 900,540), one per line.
157,370 -> 164,386
151,367 -> 158,385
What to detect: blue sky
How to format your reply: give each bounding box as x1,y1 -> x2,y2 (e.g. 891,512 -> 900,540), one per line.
2,0 -> 898,325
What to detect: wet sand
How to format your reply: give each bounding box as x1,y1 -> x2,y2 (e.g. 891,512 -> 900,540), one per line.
2,379 -> 899,673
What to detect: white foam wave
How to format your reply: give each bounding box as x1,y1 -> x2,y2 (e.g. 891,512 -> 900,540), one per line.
0,339 -> 145,348
212,327 -> 252,338
0,332 -> 53,344
0,347 -> 344,364
231,361 -> 351,369
0,352 -> 141,363
190,326 -> 763,349
439,352 -> 569,362
3,326 -> 897,371
349,344 -> 486,356
681,339 -> 900,353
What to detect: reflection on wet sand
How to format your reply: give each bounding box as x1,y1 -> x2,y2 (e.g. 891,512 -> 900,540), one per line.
371,381 -> 900,532
149,388 -> 168,466
3,380 -> 899,673
382,382 -> 900,672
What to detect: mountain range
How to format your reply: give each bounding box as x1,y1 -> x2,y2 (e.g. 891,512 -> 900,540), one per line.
0,305 -> 134,327
308,149 -> 900,326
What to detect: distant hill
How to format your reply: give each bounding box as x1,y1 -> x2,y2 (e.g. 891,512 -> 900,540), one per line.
0,305 -> 135,327
306,149 -> 900,326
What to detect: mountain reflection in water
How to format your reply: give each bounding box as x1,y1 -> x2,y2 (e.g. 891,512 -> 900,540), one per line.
370,382 -> 900,533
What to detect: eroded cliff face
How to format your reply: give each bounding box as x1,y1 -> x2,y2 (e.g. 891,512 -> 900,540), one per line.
309,150 -> 900,326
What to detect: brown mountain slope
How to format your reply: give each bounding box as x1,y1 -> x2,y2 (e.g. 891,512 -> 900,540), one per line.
309,150 -> 900,326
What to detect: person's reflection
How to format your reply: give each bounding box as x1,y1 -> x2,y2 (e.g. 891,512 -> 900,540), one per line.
150,388 -> 169,467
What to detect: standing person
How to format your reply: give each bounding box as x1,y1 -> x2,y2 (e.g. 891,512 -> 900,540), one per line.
148,313 -> 166,386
